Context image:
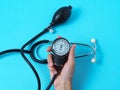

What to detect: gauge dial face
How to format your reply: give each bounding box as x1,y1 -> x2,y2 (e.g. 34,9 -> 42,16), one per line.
52,38 -> 70,56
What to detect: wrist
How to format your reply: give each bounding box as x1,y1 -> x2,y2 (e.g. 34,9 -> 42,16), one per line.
55,80 -> 72,90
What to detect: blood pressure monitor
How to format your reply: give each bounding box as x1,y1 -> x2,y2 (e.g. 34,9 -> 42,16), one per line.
52,38 -> 70,66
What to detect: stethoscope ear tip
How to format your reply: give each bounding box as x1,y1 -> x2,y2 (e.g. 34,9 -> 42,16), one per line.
91,57 -> 96,63
91,38 -> 96,43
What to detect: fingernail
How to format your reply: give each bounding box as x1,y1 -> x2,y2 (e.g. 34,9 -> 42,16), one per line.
72,44 -> 76,49
73,44 -> 76,47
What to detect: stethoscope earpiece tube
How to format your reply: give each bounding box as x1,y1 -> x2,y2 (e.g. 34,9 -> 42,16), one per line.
28,39 -> 96,65
0,49 -> 30,55
71,42 -> 96,58
30,40 -> 50,64
71,38 -> 97,63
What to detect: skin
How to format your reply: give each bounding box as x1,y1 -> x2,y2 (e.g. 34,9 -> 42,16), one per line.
47,41 -> 76,90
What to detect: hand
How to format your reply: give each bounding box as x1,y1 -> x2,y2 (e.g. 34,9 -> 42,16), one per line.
47,42 -> 76,90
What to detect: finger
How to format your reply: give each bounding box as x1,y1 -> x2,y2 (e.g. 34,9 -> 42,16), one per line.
46,46 -> 52,52
57,36 -> 61,38
48,65 -> 57,78
47,54 -> 54,66
48,64 -> 57,78
47,54 -> 57,74
68,44 -> 76,63
48,65 -> 57,74
50,71 -> 55,78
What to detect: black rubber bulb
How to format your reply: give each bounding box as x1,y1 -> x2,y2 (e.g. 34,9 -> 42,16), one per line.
50,5 -> 72,26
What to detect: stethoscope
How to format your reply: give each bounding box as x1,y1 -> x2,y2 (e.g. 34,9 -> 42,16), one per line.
0,5 -> 96,90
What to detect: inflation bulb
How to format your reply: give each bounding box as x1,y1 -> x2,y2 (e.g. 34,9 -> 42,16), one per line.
50,6 -> 72,26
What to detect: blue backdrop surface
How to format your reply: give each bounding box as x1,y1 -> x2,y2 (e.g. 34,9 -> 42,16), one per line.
0,0 -> 120,90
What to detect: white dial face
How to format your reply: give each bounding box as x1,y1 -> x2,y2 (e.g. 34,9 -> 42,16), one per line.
52,38 -> 70,56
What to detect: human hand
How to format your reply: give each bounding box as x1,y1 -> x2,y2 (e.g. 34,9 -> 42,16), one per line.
47,40 -> 76,90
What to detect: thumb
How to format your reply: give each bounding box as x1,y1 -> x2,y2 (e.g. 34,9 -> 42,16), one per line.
67,44 -> 76,64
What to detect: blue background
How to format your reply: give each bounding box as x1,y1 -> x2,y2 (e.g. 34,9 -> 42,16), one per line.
0,0 -> 120,90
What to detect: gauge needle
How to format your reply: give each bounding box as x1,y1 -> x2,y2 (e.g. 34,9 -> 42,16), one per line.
59,44 -> 63,51
60,44 -> 62,48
